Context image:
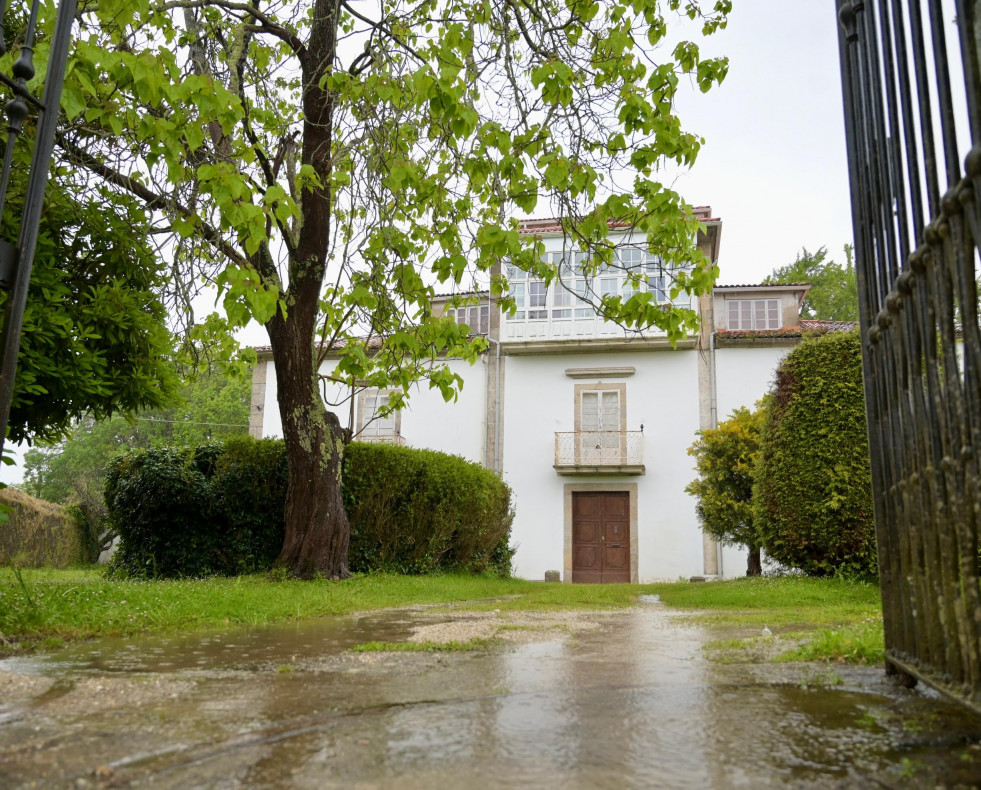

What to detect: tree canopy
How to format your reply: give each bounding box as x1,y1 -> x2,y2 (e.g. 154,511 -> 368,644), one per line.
764,246 -> 858,322
1,181 -> 177,445
686,405 -> 762,576
23,370 -> 250,504
29,0 -> 733,576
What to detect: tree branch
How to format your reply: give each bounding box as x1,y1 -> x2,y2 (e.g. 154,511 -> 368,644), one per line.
338,0 -> 429,66
57,133 -> 249,269
159,0 -> 307,56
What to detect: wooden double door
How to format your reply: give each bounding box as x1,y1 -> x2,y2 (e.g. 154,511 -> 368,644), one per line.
571,492 -> 631,584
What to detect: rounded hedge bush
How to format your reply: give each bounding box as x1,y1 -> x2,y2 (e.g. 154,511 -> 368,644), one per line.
343,442 -> 515,575
105,437 -> 514,578
753,329 -> 876,578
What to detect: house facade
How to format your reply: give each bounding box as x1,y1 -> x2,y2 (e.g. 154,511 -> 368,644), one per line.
251,209 -> 826,582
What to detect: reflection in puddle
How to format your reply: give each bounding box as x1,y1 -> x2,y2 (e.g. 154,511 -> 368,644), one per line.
0,611 -> 416,675
2,607 -> 980,789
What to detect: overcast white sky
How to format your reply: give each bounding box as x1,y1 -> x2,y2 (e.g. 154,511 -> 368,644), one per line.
671,1 -> 854,284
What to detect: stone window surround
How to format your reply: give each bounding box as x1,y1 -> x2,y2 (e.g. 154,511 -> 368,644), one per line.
573,382 -> 627,434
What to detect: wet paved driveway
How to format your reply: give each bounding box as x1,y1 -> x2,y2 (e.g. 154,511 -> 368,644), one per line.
1,602 -> 980,789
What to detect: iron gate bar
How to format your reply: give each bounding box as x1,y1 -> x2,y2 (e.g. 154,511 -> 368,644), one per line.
837,0 -> 981,713
0,0 -> 78,458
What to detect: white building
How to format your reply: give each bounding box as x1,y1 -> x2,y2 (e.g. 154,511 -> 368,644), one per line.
251,209 -> 837,582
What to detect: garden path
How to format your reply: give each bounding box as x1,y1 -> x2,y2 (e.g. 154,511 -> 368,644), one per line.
1,599 -> 979,788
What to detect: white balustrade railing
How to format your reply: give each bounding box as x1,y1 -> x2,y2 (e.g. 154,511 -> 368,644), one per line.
553,431 -> 644,467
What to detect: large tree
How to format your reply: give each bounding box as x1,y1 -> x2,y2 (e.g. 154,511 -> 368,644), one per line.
41,0 -> 731,577
764,245 -> 858,322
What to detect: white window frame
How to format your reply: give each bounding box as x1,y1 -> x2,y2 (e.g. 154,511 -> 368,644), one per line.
574,383 -> 626,463
727,298 -> 781,331
356,389 -> 401,439
506,246 -> 694,328
448,305 -> 490,335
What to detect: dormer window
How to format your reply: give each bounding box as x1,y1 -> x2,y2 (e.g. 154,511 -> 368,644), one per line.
727,299 -> 780,331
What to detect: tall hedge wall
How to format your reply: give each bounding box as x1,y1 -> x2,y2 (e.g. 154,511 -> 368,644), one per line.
104,437 -> 514,578
0,488 -> 87,568
753,330 -> 877,577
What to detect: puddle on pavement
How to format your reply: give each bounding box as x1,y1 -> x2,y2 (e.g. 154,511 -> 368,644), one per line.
1,606 -> 980,789
0,609 -> 417,676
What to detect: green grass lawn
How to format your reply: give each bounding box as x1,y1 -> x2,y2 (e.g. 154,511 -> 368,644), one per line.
653,575 -> 882,627
654,575 -> 885,664
0,568 -> 883,662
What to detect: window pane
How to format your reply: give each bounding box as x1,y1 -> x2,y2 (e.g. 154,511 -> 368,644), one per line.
506,263 -> 526,281
363,394 -> 392,435
479,305 -> 489,334
740,301 -> 752,328
557,254 -> 572,277
553,287 -> 571,307
581,392 -> 599,430
508,284 -> 525,321
755,300 -> 766,328
728,301 -> 739,329
529,282 -> 547,318
653,276 -> 667,302
573,279 -> 594,318
767,300 -> 779,329
601,391 -> 620,430
620,248 -> 642,270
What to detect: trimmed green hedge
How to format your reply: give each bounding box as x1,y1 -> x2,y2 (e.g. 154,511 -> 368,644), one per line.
753,330 -> 877,578
105,437 -> 514,578
343,442 -> 514,575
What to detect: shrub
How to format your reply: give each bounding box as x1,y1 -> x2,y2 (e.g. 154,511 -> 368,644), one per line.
343,442 -> 514,576
686,406 -> 764,576
208,436 -> 288,574
104,446 -> 218,577
105,438 -> 514,578
753,330 -> 876,578
0,487 -> 86,567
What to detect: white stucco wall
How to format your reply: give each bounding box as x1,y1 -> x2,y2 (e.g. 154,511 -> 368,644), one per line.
259,357 -> 487,464
714,345 -> 791,419
501,349 -> 704,582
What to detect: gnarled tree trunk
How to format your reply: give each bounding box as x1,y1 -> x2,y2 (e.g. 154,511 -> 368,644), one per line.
267,309 -> 350,579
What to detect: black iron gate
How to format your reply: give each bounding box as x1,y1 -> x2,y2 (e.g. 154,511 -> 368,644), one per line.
837,0 -> 981,713
0,0 -> 77,457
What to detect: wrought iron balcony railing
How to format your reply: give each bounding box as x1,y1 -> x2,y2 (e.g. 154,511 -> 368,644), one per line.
355,433 -> 407,446
553,431 -> 644,474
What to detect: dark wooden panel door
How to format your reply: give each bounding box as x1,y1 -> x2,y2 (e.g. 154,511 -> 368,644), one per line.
572,492 -> 631,583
